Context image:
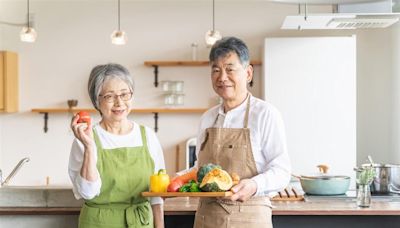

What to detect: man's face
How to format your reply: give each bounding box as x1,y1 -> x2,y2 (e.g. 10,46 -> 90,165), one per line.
211,52 -> 253,102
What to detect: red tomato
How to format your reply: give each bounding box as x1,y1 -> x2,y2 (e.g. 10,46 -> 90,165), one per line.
77,111 -> 91,125
167,178 -> 184,192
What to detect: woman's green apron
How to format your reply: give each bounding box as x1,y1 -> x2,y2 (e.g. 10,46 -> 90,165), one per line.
79,125 -> 155,228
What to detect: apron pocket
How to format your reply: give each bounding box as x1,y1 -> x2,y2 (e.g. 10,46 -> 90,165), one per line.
219,144 -> 247,174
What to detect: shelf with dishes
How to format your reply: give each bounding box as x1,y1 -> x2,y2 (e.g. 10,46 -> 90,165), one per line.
31,108 -> 208,133
144,60 -> 262,87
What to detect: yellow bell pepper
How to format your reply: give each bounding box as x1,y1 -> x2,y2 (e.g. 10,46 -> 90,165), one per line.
150,169 -> 170,193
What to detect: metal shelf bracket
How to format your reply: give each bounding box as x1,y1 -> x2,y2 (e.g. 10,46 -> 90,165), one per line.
152,65 -> 159,87
153,112 -> 159,132
40,112 -> 49,133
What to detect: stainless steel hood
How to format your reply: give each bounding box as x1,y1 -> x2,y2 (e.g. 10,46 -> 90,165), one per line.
280,0 -> 400,29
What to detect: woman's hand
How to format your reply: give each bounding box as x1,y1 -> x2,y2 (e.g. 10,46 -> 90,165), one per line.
71,114 -> 98,181
71,114 -> 93,148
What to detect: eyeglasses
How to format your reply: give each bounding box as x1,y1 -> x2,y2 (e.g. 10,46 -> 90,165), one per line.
99,92 -> 133,103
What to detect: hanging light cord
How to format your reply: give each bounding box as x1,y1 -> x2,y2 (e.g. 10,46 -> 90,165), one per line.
118,0 -> 121,31
212,0 -> 215,32
304,3 -> 308,21
27,0 -> 30,28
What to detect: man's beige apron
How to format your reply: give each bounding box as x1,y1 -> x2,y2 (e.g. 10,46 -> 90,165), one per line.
194,95 -> 273,228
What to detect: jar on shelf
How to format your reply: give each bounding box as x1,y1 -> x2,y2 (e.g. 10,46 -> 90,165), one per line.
175,94 -> 185,105
161,81 -> 171,92
164,93 -> 184,106
164,94 -> 175,105
191,43 -> 198,61
172,81 -> 184,93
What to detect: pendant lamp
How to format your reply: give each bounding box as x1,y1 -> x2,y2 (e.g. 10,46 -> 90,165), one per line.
111,0 -> 127,45
20,0 -> 37,43
205,0 -> 222,47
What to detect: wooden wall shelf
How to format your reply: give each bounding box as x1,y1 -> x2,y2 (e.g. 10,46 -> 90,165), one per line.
31,108 -> 207,133
144,60 -> 261,87
144,60 -> 262,67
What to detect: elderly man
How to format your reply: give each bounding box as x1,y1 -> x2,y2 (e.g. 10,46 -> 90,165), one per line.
194,37 -> 291,228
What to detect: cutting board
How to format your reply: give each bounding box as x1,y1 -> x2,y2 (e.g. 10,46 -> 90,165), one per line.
142,191 -> 233,198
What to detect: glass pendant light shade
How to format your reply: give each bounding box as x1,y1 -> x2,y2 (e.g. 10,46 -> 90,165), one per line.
111,30 -> 127,45
21,0 -> 36,43
111,0 -> 126,45
20,26 -> 37,43
205,29 -> 222,47
205,0 -> 222,47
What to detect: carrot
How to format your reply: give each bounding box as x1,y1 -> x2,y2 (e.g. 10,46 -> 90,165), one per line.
171,168 -> 198,184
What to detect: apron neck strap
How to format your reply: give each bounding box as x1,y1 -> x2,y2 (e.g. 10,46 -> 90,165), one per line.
213,93 -> 251,128
139,125 -> 148,150
92,128 -> 102,149
243,94 -> 251,128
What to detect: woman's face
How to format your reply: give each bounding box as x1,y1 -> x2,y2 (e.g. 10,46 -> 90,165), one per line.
98,77 -> 133,123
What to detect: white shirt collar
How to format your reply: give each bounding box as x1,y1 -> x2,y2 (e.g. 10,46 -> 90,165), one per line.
217,93 -> 251,116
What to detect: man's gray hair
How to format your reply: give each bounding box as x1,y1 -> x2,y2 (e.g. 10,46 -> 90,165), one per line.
88,63 -> 134,111
209,37 -> 250,66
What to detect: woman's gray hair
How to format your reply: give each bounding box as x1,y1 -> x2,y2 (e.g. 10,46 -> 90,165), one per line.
88,63 -> 134,111
209,37 -> 250,67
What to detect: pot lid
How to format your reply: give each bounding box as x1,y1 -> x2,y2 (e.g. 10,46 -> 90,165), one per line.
361,163 -> 400,168
301,175 -> 350,180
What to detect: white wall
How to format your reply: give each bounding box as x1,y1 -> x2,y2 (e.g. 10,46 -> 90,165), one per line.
0,0 -> 398,186
391,23 -> 400,163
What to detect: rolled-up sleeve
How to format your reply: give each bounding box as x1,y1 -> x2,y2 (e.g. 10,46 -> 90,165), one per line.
68,139 -> 101,200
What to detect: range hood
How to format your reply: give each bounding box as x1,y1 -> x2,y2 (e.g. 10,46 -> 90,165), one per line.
281,0 -> 400,29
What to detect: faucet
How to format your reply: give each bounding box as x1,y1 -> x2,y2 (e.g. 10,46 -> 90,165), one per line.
0,157 -> 30,186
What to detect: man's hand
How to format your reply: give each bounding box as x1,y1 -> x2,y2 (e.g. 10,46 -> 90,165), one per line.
229,179 -> 257,202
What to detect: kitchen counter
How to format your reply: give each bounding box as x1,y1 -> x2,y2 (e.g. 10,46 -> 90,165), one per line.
3,193 -> 400,228
2,196 -> 400,215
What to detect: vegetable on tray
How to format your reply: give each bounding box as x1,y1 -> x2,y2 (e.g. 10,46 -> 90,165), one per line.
179,180 -> 201,192
150,169 -> 170,193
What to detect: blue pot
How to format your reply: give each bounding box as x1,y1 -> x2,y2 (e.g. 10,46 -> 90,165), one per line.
300,175 -> 350,195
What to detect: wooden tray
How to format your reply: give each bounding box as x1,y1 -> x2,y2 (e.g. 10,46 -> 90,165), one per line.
143,187 -> 304,201
271,187 -> 304,201
142,191 -> 233,198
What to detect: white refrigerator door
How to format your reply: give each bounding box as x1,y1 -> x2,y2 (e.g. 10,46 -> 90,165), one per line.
263,36 -> 356,185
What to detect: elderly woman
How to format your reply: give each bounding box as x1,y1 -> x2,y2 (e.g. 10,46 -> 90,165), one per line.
68,63 -> 165,228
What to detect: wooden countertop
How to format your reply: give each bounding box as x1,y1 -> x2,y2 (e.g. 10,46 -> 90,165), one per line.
2,197 -> 400,216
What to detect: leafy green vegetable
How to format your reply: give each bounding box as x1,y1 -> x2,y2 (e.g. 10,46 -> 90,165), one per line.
179,184 -> 191,192
357,165 -> 376,185
178,180 -> 200,192
189,182 -> 201,192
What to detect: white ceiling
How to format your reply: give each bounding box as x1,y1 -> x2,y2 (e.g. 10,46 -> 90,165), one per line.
0,0 -> 388,2
269,0 -> 386,4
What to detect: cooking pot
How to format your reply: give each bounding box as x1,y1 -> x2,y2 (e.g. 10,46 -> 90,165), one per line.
361,163 -> 400,194
295,174 -> 350,195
